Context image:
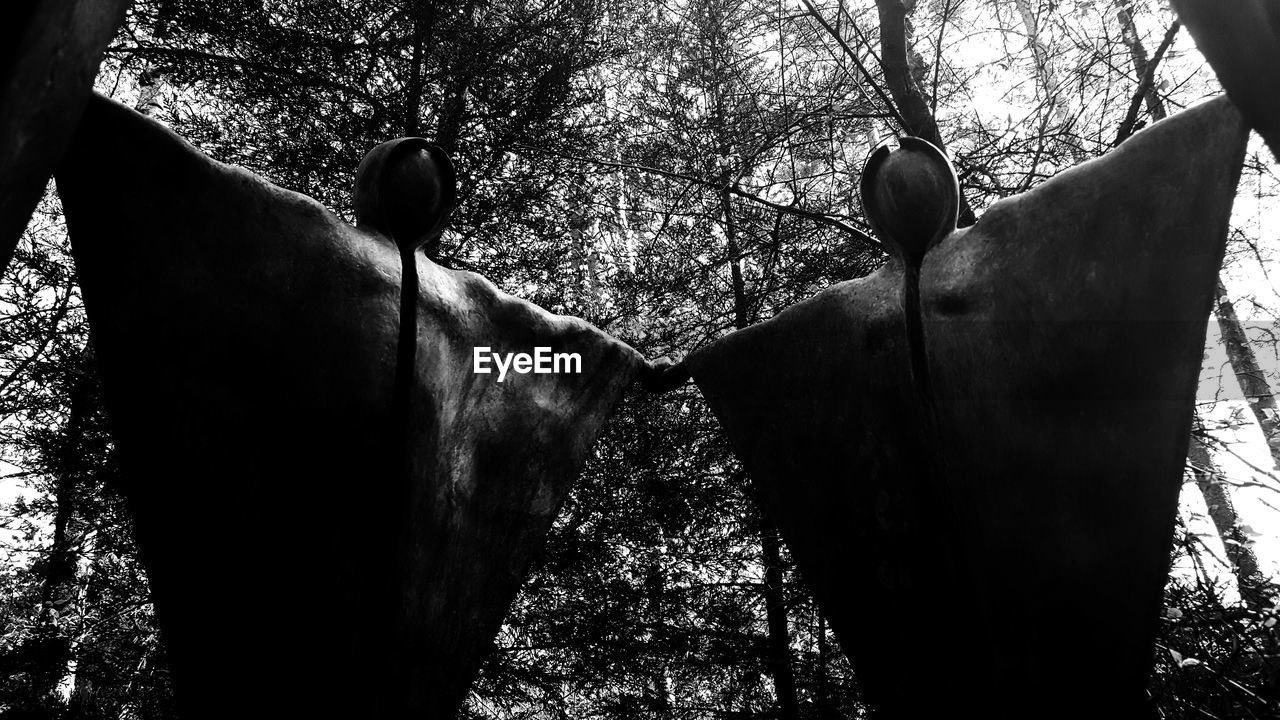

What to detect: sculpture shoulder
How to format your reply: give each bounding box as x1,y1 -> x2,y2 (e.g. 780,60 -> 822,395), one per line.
80,95 -> 349,232
66,96 -> 641,371
418,260 -> 644,366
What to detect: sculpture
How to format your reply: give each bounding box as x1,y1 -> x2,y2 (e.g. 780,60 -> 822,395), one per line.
54,94 -> 666,718
0,0 -> 129,271
683,97 -> 1248,717
1172,0 -> 1280,161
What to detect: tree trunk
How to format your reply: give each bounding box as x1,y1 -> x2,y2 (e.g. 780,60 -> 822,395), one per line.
1114,0 -> 1276,602
434,0 -> 474,153
135,0 -> 180,116
32,365 -> 96,705
815,611 -> 836,718
873,0 -> 976,225
721,182 -> 799,720
1187,429 -> 1269,608
760,516 -> 800,720
1213,279 -> 1280,466
873,0 -> 942,149
403,0 -> 438,137
643,557 -> 676,718
568,190 -> 603,309
1115,1 -> 1167,123
1013,0 -> 1068,128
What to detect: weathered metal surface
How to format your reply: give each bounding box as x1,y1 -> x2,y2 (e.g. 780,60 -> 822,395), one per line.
0,0 -> 128,272
1173,0 -> 1280,161
56,94 -> 647,719
688,97 -> 1248,718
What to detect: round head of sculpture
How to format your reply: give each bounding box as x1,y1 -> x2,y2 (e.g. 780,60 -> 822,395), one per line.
354,137 -> 457,254
859,136 -> 960,266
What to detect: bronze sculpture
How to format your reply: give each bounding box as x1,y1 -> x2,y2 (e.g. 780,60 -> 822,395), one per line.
0,0 -> 129,270
55,94 -> 666,718
684,97 -> 1248,717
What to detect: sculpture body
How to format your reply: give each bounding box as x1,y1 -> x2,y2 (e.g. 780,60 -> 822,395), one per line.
1172,0 -> 1280,161
687,97 -> 1248,717
56,95 -> 644,718
0,0 -> 128,267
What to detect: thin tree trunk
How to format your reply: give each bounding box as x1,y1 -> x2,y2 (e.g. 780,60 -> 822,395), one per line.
1112,20 -> 1179,146
568,191 -> 602,308
434,0 -> 474,153
873,0 -> 976,226
1213,280 -> 1280,466
722,181 -> 748,332
760,516 -> 800,720
614,169 -> 637,274
403,0 -> 438,137
1187,430 -> 1269,608
33,365 -> 97,704
1114,1 -> 1166,122
721,183 -> 799,720
873,0 -> 941,147
643,557 -> 676,718
55,536 -> 95,707
1013,0 -> 1071,129
1114,2 -> 1277,605
134,0 -> 179,116
815,611 -> 837,718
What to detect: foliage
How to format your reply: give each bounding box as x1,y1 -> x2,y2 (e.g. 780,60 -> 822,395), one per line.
1157,524 -> 1280,719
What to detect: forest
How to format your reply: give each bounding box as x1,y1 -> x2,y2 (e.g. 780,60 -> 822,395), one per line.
2,0 -> 1280,717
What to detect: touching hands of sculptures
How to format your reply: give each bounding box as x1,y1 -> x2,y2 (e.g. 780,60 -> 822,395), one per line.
640,356 -> 691,392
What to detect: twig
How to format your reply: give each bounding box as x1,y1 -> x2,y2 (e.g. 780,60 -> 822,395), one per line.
512,144 -> 882,250
1113,20 -> 1181,146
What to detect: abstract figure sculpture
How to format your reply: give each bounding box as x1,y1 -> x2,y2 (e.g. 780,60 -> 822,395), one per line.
354,137 -> 457,255
685,98 -> 1248,718
0,0 -> 130,271
859,137 -> 958,445
55,94 -> 657,719
860,137 -> 960,267
1172,0 -> 1280,161
355,141 -> 459,652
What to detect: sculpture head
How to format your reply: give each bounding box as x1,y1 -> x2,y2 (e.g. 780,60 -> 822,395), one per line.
354,137 -> 457,254
860,136 -> 960,266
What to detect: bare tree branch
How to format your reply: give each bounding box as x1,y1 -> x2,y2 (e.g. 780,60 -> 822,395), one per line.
874,0 -> 976,225
797,0 -> 906,130
1113,19 -> 1180,146
512,144 -> 882,251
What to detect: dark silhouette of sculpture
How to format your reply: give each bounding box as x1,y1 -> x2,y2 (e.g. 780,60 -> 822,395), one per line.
355,141 -> 460,653
685,98 -> 1248,718
860,137 -> 960,266
55,94 -> 661,719
354,137 -> 457,255
859,137 -> 958,427
0,0 -> 129,272
1172,0 -> 1280,161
